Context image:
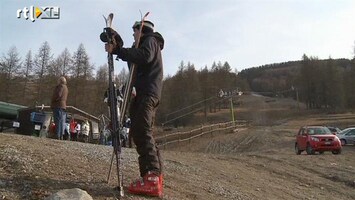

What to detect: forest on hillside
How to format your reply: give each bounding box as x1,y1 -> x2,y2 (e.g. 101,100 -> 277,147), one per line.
239,55 -> 355,110
0,42 -> 248,126
1,41 -> 355,126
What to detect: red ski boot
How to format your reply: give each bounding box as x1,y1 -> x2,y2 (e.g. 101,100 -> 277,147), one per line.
128,171 -> 163,197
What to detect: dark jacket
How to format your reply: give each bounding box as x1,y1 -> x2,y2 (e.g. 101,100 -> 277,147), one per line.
51,83 -> 68,109
115,32 -> 164,100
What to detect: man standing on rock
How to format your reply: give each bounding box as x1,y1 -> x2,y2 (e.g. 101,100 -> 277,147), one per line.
102,20 -> 164,197
51,76 -> 68,140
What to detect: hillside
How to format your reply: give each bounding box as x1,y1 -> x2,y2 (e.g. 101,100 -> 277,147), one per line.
1,94 -> 355,200
238,58 -> 352,98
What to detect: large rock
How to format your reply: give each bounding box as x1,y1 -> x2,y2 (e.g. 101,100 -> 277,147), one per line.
45,188 -> 93,200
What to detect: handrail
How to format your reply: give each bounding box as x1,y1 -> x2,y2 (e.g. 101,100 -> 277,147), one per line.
156,120 -> 247,140
157,120 -> 248,148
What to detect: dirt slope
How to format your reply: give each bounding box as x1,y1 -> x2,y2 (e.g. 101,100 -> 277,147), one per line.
1,125 -> 354,200
1,95 -> 355,199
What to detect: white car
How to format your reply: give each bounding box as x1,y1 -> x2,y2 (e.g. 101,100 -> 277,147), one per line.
337,127 -> 355,136
337,128 -> 355,145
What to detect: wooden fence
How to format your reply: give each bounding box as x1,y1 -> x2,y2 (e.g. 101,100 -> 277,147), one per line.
157,120 -> 248,148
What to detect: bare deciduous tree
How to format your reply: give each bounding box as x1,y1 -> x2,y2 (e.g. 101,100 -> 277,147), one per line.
70,43 -> 94,108
34,41 -> 53,104
22,50 -> 35,103
58,48 -> 72,77
0,46 -> 22,101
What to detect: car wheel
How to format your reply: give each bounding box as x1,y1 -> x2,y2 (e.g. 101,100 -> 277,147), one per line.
340,139 -> 346,146
295,143 -> 302,155
306,144 -> 315,155
332,149 -> 342,155
319,151 -> 324,155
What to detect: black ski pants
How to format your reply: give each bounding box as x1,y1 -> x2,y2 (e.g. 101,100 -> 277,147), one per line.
129,94 -> 162,177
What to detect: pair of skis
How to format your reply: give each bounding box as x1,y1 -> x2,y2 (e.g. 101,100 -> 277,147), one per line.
103,11 -> 149,198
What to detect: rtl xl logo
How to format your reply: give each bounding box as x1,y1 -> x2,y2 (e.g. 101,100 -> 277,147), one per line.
17,6 -> 60,22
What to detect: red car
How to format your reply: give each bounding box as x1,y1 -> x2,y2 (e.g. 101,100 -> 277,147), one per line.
295,126 -> 342,155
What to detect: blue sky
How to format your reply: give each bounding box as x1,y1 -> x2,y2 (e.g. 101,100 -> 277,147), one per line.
1,0 -> 355,76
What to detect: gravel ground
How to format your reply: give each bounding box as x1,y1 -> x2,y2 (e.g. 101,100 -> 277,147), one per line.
1,124 -> 354,200
1,94 -> 355,199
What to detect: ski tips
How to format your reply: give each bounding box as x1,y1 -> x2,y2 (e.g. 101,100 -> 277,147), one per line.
109,13 -> 114,20
139,10 -> 150,21
103,13 -> 114,28
103,15 -> 107,26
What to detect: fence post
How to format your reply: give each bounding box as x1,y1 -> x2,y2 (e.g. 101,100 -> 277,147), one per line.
164,133 -> 167,149
230,97 -> 235,126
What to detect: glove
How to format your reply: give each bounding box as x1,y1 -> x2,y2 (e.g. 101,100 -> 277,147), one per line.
100,27 -> 124,48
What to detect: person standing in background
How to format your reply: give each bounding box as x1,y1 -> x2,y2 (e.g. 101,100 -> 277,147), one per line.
81,119 -> 90,143
50,76 -> 68,140
69,118 -> 77,141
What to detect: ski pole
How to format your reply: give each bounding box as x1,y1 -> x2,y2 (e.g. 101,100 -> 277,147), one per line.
107,149 -> 115,183
102,13 -> 124,197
